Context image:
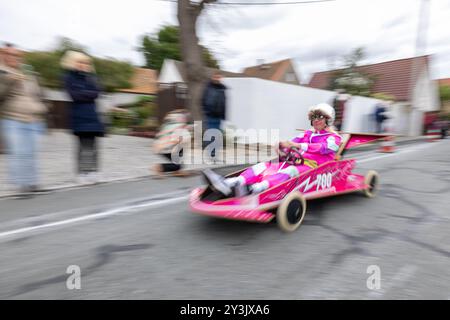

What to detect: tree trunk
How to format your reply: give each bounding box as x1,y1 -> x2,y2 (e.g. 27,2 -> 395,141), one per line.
177,0 -> 214,121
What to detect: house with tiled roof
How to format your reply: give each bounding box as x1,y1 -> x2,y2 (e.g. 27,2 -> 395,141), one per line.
156,58 -> 301,124
308,55 -> 440,135
158,59 -> 247,85
242,58 -> 300,85
158,58 -> 300,85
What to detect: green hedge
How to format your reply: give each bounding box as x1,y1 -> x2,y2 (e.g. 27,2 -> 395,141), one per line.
110,110 -> 138,128
439,85 -> 450,102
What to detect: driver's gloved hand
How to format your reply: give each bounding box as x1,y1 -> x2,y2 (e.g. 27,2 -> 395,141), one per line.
278,147 -> 289,161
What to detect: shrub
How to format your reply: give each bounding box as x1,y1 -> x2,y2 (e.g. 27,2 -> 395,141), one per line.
109,109 -> 138,128
371,92 -> 396,101
439,85 -> 450,102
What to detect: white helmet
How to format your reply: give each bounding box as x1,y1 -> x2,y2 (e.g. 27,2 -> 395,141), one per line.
308,103 -> 335,126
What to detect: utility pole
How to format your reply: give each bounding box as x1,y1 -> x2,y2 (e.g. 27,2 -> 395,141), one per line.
409,0 -> 431,136
415,0 -> 430,57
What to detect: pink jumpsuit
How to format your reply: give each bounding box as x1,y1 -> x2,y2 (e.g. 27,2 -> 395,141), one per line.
237,129 -> 342,190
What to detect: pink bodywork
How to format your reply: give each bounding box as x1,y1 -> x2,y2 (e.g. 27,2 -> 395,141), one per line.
190,159 -> 367,223
189,133 -> 386,223
343,133 -> 389,149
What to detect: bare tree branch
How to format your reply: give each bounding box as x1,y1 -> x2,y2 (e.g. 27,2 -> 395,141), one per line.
195,0 -> 217,17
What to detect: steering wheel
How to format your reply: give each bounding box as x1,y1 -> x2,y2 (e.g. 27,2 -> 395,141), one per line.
279,144 -> 304,166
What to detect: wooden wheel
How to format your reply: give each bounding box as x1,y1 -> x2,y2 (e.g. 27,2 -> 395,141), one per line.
277,191 -> 307,232
363,170 -> 379,198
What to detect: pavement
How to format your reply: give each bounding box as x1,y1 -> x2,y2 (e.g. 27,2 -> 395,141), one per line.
0,139 -> 448,299
0,130 -> 434,198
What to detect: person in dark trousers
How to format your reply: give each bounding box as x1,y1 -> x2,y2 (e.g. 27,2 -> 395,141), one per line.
201,72 -> 226,158
374,101 -> 390,133
61,51 -> 104,184
331,90 -> 349,131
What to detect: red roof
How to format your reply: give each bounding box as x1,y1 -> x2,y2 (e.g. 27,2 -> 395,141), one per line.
243,59 -> 299,84
438,78 -> 450,87
308,56 -> 430,101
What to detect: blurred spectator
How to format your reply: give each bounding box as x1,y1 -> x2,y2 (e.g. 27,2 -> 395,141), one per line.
374,101 -> 391,133
0,50 -> 3,155
433,114 -> 449,139
437,120 -> 448,139
423,111 -> 438,134
61,51 -> 104,184
152,109 -> 191,177
202,71 -> 227,158
331,90 -> 349,131
0,43 -> 47,195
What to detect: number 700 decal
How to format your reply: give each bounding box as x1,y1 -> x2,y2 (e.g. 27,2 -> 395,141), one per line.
316,173 -> 332,191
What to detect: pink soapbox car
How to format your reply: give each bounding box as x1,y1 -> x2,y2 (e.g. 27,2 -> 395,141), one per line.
189,133 -> 390,232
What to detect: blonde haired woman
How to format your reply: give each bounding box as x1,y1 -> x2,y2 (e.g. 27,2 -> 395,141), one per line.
61,50 -> 104,184
61,50 -> 95,73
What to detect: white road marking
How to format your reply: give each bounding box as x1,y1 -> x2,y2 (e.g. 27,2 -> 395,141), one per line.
358,141 -> 442,164
0,195 -> 188,240
0,190 -> 189,229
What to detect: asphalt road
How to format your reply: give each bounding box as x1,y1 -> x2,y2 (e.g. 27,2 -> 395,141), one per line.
0,140 -> 449,299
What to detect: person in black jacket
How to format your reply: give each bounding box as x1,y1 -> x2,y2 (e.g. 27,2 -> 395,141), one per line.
201,72 -> 226,158
61,51 -> 104,184
374,101 -> 390,133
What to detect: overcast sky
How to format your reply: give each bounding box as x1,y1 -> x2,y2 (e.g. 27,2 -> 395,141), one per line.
1,0 -> 450,83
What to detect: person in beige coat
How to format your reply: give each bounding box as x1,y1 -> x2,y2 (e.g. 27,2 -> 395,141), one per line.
0,44 -> 47,195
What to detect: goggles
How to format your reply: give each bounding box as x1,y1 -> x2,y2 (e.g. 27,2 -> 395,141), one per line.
309,112 -> 329,121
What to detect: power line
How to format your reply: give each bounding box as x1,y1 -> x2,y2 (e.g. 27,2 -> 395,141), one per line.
219,0 -> 336,5
159,0 -> 336,6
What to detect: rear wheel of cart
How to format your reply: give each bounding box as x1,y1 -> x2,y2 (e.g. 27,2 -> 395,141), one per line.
363,170 -> 379,198
277,191 -> 307,232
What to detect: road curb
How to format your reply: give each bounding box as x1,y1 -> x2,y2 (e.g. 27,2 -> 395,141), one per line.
0,163 -> 250,200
